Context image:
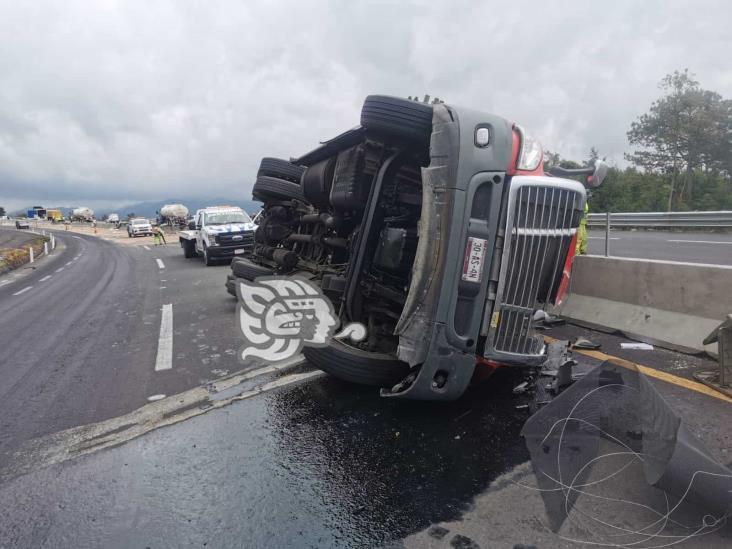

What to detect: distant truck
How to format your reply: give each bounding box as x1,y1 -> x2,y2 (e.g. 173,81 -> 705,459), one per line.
160,203 -> 189,228
46,209 -> 64,222
178,206 -> 256,266
72,207 -> 94,221
107,213 -> 120,224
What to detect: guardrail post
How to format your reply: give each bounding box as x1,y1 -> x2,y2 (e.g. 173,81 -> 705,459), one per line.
605,211 -> 611,257
29,246 -> 34,264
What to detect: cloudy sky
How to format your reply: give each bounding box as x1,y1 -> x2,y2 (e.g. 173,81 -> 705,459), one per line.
1,0 -> 731,212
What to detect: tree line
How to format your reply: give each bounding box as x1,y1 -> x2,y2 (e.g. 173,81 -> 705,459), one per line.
546,69 -> 732,212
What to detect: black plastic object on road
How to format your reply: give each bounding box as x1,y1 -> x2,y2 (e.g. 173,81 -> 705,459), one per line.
522,360 -> 732,539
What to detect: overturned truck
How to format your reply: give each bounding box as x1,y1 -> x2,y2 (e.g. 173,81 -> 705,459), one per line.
228,95 -> 607,400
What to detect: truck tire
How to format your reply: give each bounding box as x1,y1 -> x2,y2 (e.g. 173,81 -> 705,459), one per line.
225,274 -> 238,297
252,176 -> 305,203
231,258 -> 273,280
182,239 -> 197,258
202,244 -> 215,266
360,95 -> 433,143
257,158 -> 305,184
303,338 -> 411,387
302,156 -> 336,209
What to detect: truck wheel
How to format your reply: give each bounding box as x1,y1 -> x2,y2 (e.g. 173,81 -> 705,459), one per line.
203,245 -> 215,266
231,258 -> 273,280
303,338 -> 411,387
182,239 -> 197,258
302,156 -> 336,209
257,158 -> 306,184
252,176 -> 305,203
360,95 -> 433,143
225,274 -> 238,297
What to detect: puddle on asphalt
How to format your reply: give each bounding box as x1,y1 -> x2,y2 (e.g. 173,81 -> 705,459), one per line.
263,370 -> 532,546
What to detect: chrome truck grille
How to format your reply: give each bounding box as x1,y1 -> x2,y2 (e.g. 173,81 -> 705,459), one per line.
484,176 -> 586,362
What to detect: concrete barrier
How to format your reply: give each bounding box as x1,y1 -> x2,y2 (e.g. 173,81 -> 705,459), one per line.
553,255 -> 732,354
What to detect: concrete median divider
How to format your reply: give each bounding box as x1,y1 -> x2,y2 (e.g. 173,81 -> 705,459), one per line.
553,255 -> 732,354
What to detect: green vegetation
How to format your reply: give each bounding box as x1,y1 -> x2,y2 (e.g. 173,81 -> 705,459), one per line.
548,70 -> 732,212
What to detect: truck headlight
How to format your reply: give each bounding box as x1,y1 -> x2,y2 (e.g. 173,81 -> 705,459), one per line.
210,235 -> 219,246
516,125 -> 543,171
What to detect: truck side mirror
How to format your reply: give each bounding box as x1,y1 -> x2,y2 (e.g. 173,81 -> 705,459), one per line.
188,221 -> 196,230
587,160 -> 609,188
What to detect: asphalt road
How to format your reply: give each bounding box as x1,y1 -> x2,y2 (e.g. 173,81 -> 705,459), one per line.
587,229 -> 732,265
0,227 -> 38,250
0,229 -> 730,548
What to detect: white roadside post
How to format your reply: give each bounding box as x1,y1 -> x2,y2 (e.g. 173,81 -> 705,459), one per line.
44,242 -> 48,256
51,234 -> 56,250
29,246 -> 34,263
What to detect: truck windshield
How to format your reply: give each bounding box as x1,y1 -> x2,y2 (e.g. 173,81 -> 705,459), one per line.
204,212 -> 251,225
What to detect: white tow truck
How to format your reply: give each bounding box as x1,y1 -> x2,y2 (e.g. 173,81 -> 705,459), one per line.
178,206 -> 256,266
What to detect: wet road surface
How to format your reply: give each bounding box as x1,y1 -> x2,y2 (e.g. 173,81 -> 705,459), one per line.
0,227 -> 730,548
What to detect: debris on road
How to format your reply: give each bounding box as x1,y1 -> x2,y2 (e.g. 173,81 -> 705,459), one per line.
572,336 -> 601,350
522,359 -> 732,542
620,342 -> 654,350
694,314 -> 732,398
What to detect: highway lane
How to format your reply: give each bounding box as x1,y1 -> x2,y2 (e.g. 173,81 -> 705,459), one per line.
587,229 -> 732,265
1,229 -> 730,548
0,227 -> 39,250
0,231 -> 290,455
0,232 -> 163,452
0,326 -> 729,548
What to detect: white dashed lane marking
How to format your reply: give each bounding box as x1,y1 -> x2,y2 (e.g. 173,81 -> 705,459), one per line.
667,239 -> 732,245
12,286 -> 32,296
154,304 -> 174,372
156,258 -> 165,269
39,275 -> 52,282
143,245 -> 151,251
55,267 -> 64,273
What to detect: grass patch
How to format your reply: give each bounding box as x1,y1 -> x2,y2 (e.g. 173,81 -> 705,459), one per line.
0,236 -> 49,272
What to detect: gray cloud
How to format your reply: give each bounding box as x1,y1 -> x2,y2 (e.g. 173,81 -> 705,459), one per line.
1,0 -> 731,211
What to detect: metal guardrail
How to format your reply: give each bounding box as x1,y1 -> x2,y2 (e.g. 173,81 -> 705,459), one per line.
587,211 -> 732,228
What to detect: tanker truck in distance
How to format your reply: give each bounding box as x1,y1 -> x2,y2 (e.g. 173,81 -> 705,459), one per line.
159,203 -> 189,228
72,207 -> 94,221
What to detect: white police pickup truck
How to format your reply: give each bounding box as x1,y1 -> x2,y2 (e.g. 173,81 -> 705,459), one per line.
179,206 -> 256,266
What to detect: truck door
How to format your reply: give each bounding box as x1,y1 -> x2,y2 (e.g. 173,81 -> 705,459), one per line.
195,212 -> 204,252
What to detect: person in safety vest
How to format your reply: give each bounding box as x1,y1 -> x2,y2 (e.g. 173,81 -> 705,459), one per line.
576,201 -> 589,255
153,225 -> 167,246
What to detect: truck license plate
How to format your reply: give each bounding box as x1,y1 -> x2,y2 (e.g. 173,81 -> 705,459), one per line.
234,249 -> 245,255
462,237 -> 487,283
